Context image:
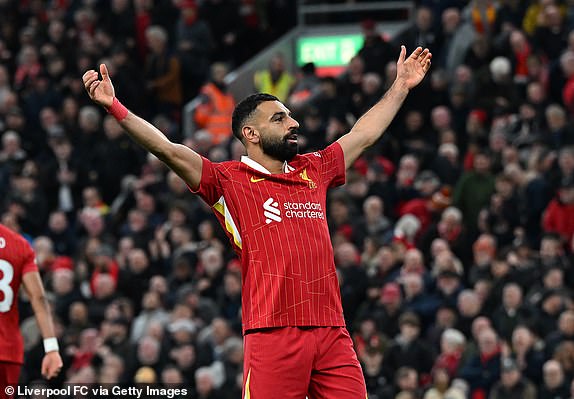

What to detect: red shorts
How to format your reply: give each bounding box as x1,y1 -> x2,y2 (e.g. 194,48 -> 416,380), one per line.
243,327 -> 366,399
0,361 -> 20,399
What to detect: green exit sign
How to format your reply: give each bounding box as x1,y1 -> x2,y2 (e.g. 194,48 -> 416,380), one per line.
296,35 -> 364,67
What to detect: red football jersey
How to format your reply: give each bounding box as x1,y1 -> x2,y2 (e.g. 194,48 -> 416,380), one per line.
194,142 -> 347,332
0,224 -> 38,363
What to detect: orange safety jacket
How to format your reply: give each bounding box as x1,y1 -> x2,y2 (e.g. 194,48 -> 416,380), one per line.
194,82 -> 235,145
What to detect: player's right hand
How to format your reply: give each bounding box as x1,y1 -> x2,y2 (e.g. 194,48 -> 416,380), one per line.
41,351 -> 64,380
82,64 -> 115,108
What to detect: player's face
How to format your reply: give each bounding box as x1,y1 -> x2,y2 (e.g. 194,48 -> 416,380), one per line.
256,100 -> 300,161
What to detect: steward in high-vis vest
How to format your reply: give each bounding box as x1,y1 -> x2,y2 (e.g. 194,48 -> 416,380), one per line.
194,62 -> 236,145
253,53 -> 295,103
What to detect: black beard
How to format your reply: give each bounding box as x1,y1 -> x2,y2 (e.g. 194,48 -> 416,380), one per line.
261,133 -> 298,161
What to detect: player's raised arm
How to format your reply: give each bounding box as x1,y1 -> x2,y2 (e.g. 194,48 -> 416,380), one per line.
82,64 -> 203,190
21,271 -> 63,380
337,46 -> 432,169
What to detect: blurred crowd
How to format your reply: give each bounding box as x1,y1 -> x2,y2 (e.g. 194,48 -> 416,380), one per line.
3,0 -> 574,398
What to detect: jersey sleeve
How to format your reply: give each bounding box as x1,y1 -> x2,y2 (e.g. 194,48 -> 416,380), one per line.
21,242 -> 38,275
189,156 -> 224,206
317,142 -> 346,188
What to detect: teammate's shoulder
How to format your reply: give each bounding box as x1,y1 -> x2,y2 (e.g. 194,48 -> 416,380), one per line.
0,225 -> 29,248
0,224 -> 17,240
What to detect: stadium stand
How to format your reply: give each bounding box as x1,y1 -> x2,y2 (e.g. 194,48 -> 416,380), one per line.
2,0 -> 574,398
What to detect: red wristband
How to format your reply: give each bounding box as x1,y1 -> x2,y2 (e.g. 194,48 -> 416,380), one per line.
106,97 -> 128,121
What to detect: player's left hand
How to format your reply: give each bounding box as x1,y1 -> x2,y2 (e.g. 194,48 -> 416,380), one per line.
395,46 -> 432,89
41,351 -> 64,380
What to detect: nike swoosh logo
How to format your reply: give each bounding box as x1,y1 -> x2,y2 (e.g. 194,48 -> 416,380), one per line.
250,176 -> 266,183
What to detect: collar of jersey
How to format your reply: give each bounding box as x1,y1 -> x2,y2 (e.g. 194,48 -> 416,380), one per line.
240,156 -> 295,174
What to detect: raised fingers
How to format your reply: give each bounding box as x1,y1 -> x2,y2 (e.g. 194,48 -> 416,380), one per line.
82,69 -> 97,82
419,48 -> 430,60
83,70 -> 99,89
409,46 -> 423,59
421,50 -> 432,71
88,80 -> 100,97
423,57 -> 432,72
100,63 -> 109,80
398,45 -> 407,64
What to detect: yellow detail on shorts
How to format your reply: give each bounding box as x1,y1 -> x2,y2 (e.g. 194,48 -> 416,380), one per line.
244,369 -> 251,399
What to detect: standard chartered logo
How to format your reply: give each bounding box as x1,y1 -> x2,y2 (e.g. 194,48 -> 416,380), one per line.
263,198 -> 282,224
263,197 -> 324,224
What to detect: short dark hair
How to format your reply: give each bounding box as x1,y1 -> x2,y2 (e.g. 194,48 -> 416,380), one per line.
541,232 -> 562,243
474,148 -> 492,159
398,311 -> 420,328
231,93 -> 279,141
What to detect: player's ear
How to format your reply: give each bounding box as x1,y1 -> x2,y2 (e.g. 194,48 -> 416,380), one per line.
242,126 -> 259,144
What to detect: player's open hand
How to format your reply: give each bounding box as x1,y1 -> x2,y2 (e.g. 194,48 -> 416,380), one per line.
41,351 -> 63,380
82,64 -> 115,108
396,46 -> 432,90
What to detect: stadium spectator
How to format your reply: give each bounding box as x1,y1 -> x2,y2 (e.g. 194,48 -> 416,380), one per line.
253,52 -> 295,103
491,283 -> 533,342
176,0 -> 214,102
508,325 -> 544,385
144,25 -> 183,119
382,311 -> 435,383
194,62 -> 236,146
357,18 -> 397,76
539,359 -> 570,399
454,149 -> 496,235
458,327 -> 502,398
432,328 -> 466,379
489,357 -> 537,399
542,176 -> 574,244
545,310 -> 574,360
393,6 -> 438,53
